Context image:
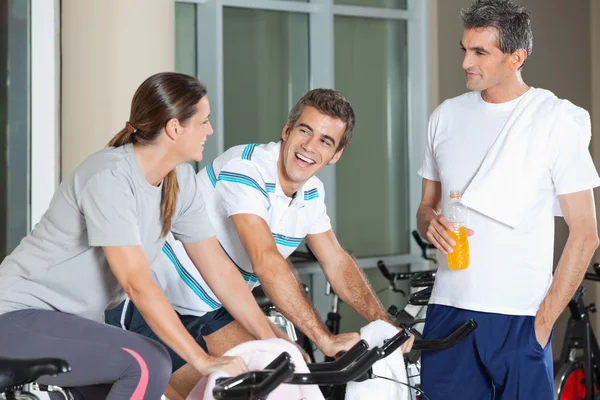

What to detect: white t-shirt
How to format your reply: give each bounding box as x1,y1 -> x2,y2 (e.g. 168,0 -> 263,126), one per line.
151,141 -> 332,317
419,90 -> 600,316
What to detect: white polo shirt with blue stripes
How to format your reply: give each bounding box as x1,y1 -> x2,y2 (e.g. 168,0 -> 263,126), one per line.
151,141 -> 332,317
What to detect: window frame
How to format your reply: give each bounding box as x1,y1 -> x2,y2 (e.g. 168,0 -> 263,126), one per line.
176,0 -> 429,271
31,0 -> 60,228
1,0 -> 59,257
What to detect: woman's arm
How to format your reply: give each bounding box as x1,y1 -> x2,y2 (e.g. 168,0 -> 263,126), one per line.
104,244 -> 248,377
182,237 -> 276,341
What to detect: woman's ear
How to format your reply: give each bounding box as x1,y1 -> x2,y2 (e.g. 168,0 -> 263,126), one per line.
165,118 -> 180,141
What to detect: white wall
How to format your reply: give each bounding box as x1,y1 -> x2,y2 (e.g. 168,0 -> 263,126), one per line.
61,0 -> 175,177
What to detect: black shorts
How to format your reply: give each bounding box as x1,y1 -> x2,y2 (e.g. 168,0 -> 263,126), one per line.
105,300 -> 234,372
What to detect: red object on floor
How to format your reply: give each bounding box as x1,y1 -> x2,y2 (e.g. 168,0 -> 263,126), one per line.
559,368 -> 597,400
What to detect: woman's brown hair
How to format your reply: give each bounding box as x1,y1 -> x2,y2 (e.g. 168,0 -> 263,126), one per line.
108,72 -> 208,237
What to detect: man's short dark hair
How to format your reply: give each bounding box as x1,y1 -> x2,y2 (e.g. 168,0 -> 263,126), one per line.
287,89 -> 355,152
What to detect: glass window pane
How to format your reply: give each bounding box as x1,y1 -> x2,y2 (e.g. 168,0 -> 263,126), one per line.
223,7 -> 309,148
334,0 -> 407,10
175,3 -> 198,170
175,3 -> 197,77
1,0 -> 31,259
334,16 -> 409,258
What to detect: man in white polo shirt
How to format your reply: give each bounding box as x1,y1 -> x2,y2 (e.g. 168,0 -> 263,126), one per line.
107,88 -> 410,398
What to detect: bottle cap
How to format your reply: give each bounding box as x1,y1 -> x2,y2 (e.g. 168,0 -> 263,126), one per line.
449,190 -> 462,199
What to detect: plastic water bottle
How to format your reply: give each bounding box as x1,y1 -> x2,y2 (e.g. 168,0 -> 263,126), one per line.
444,190 -> 469,270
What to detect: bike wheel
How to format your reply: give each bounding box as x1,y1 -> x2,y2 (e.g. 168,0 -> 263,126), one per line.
555,361 -> 598,400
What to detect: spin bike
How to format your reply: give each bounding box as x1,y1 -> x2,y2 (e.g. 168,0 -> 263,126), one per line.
0,357 -> 70,400
212,320 -> 477,400
377,231 -> 438,359
378,259 -> 436,400
554,263 -> 600,400
375,230 -> 437,399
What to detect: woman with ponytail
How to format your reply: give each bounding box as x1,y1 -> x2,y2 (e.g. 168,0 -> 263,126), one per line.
0,72 -> 275,400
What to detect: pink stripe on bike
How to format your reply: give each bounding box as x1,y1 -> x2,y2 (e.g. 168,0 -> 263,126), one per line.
122,347 -> 149,400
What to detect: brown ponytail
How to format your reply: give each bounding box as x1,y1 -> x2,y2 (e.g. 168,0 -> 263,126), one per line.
106,72 -> 208,237
107,128 -> 134,147
160,170 -> 179,237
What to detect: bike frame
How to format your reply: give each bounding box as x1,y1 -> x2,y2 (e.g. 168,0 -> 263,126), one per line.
557,283 -> 600,400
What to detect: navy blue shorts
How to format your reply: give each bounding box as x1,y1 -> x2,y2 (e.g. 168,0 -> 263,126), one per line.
421,304 -> 554,400
105,300 -> 234,372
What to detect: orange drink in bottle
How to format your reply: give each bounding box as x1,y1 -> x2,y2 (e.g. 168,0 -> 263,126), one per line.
447,225 -> 469,270
445,191 -> 469,270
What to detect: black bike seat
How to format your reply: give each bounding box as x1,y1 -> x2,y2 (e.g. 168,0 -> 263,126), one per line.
0,356 -> 70,392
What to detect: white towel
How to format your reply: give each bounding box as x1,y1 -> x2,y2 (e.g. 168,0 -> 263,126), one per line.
188,338 -> 324,400
345,320 -> 408,400
461,88 -> 592,228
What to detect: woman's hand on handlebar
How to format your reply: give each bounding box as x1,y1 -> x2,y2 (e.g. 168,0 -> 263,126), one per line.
193,354 -> 249,377
426,215 -> 474,254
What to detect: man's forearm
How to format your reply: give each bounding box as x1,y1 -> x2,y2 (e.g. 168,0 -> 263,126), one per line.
328,252 -> 392,324
537,233 -> 598,328
255,254 -> 331,349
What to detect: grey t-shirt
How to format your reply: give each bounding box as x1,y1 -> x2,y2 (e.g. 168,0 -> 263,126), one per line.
0,143 -> 214,322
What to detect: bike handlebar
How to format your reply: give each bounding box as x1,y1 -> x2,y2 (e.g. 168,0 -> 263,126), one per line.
213,353 -> 295,400
213,319 -> 477,399
584,263 -> 600,282
412,230 -> 437,264
377,260 -> 396,281
377,260 -> 436,290
307,340 -> 370,372
212,330 -> 409,399
411,319 -> 477,351
287,347 -> 385,385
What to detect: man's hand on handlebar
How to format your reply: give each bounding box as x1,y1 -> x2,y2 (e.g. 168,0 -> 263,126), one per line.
320,329 -> 414,358
426,215 -> 474,254
400,332 -> 415,354
320,332 -> 361,358
193,354 -> 249,377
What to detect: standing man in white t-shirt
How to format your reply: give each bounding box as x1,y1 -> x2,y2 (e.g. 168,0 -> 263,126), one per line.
417,0 -> 600,399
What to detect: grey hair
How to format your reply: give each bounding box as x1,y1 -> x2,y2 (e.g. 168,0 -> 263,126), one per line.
461,0 -> 533,68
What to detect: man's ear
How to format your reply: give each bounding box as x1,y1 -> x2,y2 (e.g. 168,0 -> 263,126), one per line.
328,148 -> 345,165
509,48 -> 527,71
281,121 -> 292,141
165,118 -> 180,141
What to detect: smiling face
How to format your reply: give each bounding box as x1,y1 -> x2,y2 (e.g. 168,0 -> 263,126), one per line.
278,106 -> 346,196
461,27 -> 515,92
172,96 -> 214,162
